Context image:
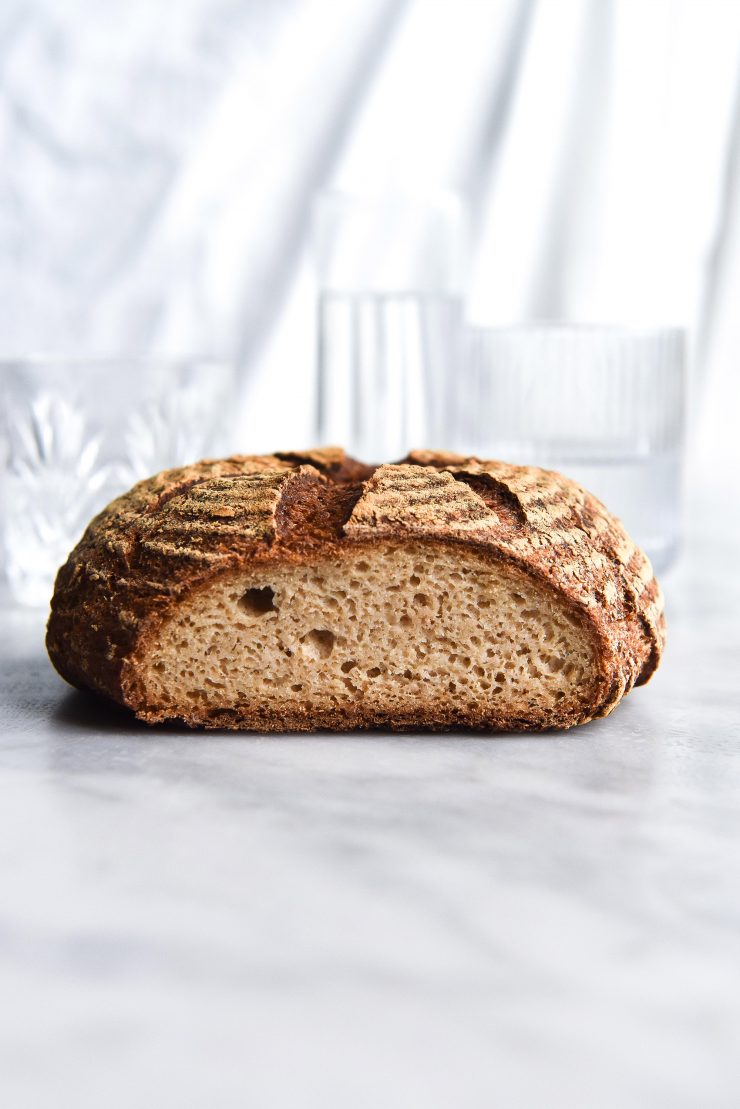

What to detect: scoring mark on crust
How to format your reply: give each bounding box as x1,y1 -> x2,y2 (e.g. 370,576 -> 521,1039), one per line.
451,472 -> 527,529
275,468 -> 366,542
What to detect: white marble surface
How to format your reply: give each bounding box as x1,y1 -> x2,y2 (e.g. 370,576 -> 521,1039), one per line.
1,495 -> 739,1109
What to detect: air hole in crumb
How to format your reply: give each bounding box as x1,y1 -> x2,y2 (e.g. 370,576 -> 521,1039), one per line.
367,667 -> 381,678
356,560 -> 370,572
291,684 -> 303,692
414,593 -> 430,607
341,660 -> 357,673
153,661 -> 165,673
410,574 -> 421,586
238,586 -> 276,616
301,628 -> 336,659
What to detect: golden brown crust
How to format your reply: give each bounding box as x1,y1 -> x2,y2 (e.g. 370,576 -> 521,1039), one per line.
46,448 -> 665,730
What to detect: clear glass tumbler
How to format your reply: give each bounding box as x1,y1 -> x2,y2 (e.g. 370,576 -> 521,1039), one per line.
463,326 -> 686,572
313,190 -> 466,462
0,357 -> 234,606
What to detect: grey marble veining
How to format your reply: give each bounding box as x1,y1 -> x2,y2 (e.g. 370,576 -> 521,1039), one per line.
1,494 -> 739,1109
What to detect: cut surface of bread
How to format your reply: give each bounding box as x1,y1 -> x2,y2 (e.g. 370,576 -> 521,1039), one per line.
134,542 -> 596,730
46,447 -> 665,731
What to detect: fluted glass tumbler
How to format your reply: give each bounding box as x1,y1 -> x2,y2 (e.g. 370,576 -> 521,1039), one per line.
313,191 -> 465,462
463,326 -> 686,572
0,358 -> 233,606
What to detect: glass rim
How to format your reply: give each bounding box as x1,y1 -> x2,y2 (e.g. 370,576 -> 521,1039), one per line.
0,354 -> 231,370
466,322 -> 686,341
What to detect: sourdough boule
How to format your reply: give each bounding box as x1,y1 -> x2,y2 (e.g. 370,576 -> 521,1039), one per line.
46,447 -> 664,731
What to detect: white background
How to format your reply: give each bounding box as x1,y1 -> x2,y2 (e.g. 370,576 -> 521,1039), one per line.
1,0 -> 739,471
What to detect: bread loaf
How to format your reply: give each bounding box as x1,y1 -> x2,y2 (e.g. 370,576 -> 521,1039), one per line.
46,448 -> 665,731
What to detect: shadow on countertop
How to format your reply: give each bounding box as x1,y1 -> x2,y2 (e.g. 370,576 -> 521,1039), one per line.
51,686 -> 585,743
53,687 -> 174,733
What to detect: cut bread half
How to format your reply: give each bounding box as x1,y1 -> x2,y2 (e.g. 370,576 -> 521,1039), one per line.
46,448 -> 665,731
132,542 -> 597,729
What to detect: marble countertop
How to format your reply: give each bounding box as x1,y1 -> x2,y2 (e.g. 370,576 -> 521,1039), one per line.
1,496 -> 739,1109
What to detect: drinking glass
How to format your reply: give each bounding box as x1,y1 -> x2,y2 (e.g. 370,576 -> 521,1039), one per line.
0,357 -> 234,606
463,326 -> 686,572
313,190 -> 466,462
